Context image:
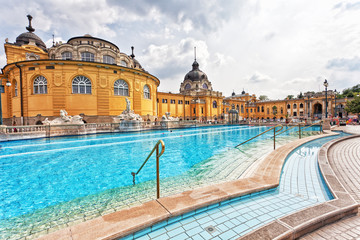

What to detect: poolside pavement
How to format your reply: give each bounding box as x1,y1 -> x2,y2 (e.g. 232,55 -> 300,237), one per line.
300,126 -> 360,240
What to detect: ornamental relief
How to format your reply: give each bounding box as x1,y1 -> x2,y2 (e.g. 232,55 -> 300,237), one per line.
54,74 -> 62,87
25,52 -> 40,60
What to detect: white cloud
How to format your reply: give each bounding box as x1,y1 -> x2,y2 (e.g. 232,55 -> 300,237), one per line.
1,0 -> 360,100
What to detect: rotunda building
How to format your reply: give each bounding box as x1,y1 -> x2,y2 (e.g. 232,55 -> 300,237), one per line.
1,15 -> 159,125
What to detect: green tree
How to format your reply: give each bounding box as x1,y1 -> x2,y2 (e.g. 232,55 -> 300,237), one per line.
345,96 -> 360,118
259,95 -> 269,101
272,106 -> 278,118
297,92 -> 304,99
286,95 -> 294,100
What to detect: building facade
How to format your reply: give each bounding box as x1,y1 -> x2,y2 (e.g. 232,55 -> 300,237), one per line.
0,16 -> 352,126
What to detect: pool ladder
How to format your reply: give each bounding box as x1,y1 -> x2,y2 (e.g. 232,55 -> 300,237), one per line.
131,140 -> 165,199
236,121 -> 323,150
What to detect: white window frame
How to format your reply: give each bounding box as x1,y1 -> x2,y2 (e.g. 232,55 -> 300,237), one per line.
143,85 -> 150,99
72,76 -> 92,94
33,76 -> 48,94
114,79 -> 129,96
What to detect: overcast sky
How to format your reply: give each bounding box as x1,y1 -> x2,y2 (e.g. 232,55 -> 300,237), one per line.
1,0 -> 359,99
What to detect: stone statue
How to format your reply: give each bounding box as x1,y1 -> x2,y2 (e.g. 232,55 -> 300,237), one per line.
60,109 -> 71,122
42,110 -> 84,125
125,98 -> 131,112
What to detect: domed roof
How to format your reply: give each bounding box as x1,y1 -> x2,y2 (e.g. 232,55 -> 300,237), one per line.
15,32 -> 47,50
184,60 -> 208,82
15,15 -> 47,51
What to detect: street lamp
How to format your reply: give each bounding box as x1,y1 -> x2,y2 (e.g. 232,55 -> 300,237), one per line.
334,89 -> 337,117
323,79 -> 328,118
0,78 -> 12,125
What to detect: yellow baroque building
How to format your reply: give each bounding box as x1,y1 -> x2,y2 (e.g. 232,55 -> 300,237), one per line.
0,16 -> 352,126
1,16 -> 159,125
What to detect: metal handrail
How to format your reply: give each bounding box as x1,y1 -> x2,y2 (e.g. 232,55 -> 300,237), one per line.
274,125 -> 298,137
301,120 -> 323,131
235,124 -> 283,149
131,140 -> 165,199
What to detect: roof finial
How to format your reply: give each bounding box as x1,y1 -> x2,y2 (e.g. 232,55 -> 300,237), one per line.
52,34 -> 55,47
194,46 -> 196,61
130,46 -> 135,58
26,14 -> 35,33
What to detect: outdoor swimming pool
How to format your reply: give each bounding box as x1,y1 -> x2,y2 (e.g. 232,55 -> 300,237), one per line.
0,125 -> 320,239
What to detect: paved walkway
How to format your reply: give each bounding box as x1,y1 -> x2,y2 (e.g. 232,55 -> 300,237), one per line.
301,126 -> 360,240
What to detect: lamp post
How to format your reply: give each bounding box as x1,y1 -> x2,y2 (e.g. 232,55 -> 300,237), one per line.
0,78 -> 12,125
323,79 -> 328,118
334,89 -> 337,117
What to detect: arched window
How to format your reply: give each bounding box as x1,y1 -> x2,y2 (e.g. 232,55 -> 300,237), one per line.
185,83 -> 191,90
62,51 -> 72,60
114,79 -> 129,96
300,103 -> 304,108
236,104 -> 239,111
33,76 -> 48,94
202,83 -> 208,89
261,106 -> 264,112
72,76 -> 91,94
120,60 -> 128,67
241,105 -> 244,113
13,80 -> 18,97
213,100 -> 217,108
257,106 -> 260,112
287,104 -> 291,109
267,108 -> 270,114
103,55 -> 115,64
281,107 -> 283,114
81,52 -> 94,62
143,85 -> 150,99
293,103 -> 297,109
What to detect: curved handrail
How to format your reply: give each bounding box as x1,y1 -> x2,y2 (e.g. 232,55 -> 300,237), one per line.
301,120 -> 323,131
132,140 -> 165,177
274,125 -> 298,136
131,139 -> 165,199
235,124 -> 283,148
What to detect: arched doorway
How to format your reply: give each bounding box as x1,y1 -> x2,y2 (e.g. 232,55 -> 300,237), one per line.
313,103 -> 322,119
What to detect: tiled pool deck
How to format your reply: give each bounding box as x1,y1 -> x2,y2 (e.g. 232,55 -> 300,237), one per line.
33,130 -> 359,240
301,126 -> 360,240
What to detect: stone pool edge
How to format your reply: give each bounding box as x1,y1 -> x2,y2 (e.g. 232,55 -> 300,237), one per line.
237,133 -> 360,240
36,133 -> 338,240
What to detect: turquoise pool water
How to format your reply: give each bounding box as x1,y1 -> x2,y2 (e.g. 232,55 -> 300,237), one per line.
125,133 -> 344,240
0,125 -> 319,239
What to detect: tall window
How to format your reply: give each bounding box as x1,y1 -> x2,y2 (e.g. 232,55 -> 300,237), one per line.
81,52 -> 94,62
13,81 -> 18,97
287,104 -> 291,109
72,76 -> 91,94
33,76 -> 48,94
114,79 -> 129,96
213,100 -> 217,108
103,55 -> 115,64
261,106 -> 264,112
293,103 -> 297,109
61,51 -> 72,60
203,83 -> 208,89
143,85 -> 150,99
120,60 -> 127,67
300,103 -> 304,108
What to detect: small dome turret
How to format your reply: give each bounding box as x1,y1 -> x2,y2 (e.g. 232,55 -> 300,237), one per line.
15,15 -> 47,51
